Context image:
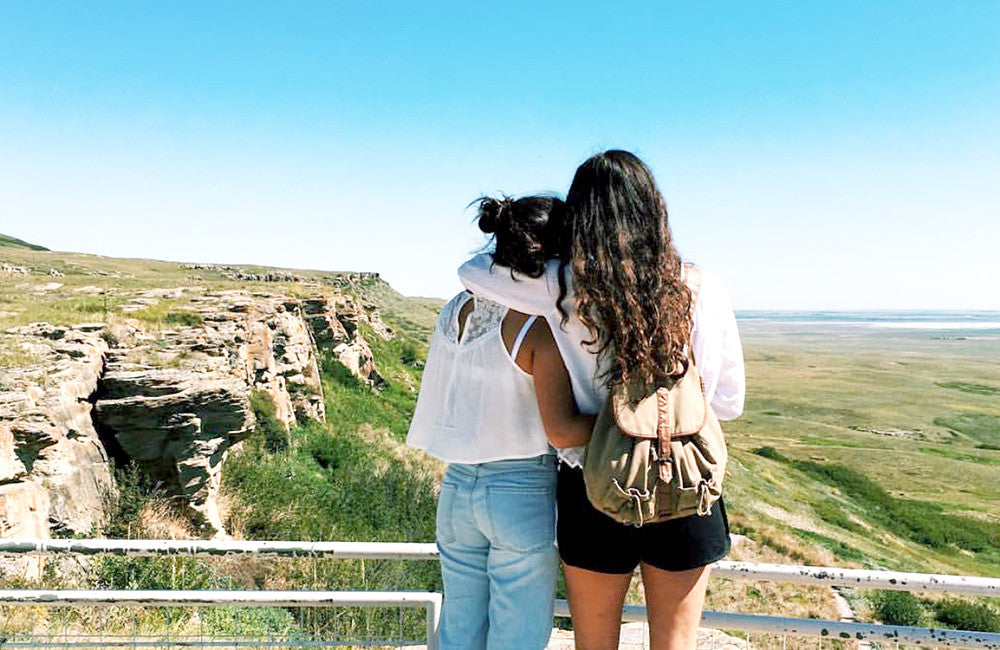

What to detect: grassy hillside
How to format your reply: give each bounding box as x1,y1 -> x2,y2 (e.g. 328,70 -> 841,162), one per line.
0,233 -> 48,251
1,243 -> 446,641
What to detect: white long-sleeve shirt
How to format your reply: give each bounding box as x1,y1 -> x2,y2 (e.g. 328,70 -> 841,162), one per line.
457,254 -> 746,467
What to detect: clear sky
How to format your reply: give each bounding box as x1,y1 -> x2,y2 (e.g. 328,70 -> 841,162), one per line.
1,1 -> 997,309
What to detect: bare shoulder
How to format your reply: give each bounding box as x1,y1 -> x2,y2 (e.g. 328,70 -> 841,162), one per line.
526,315 -> 557,350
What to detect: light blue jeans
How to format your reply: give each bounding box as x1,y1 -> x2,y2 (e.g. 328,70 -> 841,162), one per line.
436,455 -> 558,650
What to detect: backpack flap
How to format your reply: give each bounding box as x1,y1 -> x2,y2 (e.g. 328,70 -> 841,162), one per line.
670,367 -> 710,436
611,383 -> 661,439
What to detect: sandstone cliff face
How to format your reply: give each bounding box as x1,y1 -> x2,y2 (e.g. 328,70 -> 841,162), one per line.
1,281 -> 387,547
0,323 -> 113,578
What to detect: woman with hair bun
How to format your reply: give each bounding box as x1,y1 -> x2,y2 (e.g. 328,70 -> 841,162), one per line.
407,195 -> 593,650
459,151 -> 745,650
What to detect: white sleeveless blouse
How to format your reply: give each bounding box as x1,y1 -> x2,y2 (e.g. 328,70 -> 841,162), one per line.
406,292 -> 552,464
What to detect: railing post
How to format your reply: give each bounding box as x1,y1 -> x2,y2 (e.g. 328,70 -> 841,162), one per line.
426,592 -> 442,650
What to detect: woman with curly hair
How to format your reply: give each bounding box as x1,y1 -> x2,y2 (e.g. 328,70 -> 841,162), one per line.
459,150 -> 745,650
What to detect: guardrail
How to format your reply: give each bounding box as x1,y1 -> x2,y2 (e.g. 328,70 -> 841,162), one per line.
3,538 -> 1000,648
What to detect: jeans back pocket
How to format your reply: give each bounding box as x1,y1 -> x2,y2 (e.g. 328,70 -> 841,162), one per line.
486,485 -> 556,552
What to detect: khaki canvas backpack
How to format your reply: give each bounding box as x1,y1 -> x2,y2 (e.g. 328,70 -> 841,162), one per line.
582,267 -> 728,526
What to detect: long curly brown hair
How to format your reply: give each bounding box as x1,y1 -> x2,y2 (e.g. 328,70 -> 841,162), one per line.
562,150 -> 693,392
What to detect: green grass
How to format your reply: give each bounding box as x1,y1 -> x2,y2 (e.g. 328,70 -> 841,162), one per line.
250,389 -> 289,452
810,498 -> 863,532
0,343 -> 39,368
919,446 -> 1000,466
216,307 -> 441,639
0,233 -> 48,251
745,397 -> 861,426
164,310 -> 204,327
727,328 -> 1000,578
792,529 -> 868,563
798,435 -> 866,448
786,459 -> 1000,559
6,232 -> 1000,631
934,412 -> 1000,449
937,381 -> 1000,396
933,598 -> 1000,632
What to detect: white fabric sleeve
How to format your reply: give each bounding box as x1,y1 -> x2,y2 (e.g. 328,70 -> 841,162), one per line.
457,254 -> 568,316
690,268 -> 745,420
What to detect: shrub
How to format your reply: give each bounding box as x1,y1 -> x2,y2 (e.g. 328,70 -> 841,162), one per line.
753,446 -> 788,462
399,342 -> 419,367
870,590 -> 924,626
93,555 -> 217,591
164,310 -> 203,327
250,389 -> 288,452
201,606 -> 298,636
812,498 -> 862,532
102,462 -> 162,538
934,598 -> 1000,632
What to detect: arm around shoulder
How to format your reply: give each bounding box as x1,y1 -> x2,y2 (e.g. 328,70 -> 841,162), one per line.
527,317 -> 596,448
458,254 -> 568,316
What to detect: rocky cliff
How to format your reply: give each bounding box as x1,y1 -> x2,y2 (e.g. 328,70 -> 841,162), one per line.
1,277 -> 392,570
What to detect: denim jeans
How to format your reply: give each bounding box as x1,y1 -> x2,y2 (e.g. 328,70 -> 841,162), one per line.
436,454 -> 558,650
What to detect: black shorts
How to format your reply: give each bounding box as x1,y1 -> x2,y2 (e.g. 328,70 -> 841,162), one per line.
556,464 -> 731,574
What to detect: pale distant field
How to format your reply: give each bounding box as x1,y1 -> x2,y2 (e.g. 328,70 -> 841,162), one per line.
724,319 -> 1000,578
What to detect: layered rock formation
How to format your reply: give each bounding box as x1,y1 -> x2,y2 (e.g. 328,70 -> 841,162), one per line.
0,323 -> 113,578
1,282 -> 388,548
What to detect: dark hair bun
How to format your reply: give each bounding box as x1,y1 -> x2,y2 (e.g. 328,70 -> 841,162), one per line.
476,197 -> 507,234
471,194 -> 567,279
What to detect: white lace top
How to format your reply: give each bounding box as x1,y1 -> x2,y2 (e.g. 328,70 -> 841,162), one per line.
406,292 -> 553,464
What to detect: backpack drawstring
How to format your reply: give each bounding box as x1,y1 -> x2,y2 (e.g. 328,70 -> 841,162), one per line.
696,480 -> 713,516
613,479 -> 651,527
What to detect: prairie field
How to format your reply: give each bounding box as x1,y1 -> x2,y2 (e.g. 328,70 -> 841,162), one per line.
724,319 -> 1000,574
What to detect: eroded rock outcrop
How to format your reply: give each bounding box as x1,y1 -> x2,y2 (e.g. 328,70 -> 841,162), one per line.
302,295 -> 384,386
1,280 -> 387,546
95,369 -> 254,533
93,290 -> 329,532
0,323 -> 113,578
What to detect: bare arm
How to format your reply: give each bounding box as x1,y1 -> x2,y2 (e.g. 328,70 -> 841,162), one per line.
524,317 -> 595,448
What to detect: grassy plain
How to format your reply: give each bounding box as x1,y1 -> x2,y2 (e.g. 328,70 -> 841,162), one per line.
726,321 -> 1000,576
705,319 -> 1000,639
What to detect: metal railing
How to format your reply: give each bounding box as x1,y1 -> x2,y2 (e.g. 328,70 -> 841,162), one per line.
3,538 -> 1000,648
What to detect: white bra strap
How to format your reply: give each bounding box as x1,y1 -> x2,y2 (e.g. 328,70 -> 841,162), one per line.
509,315 -> 538,361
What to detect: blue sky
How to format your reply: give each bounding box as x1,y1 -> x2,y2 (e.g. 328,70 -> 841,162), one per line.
1,1 -> 997,309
